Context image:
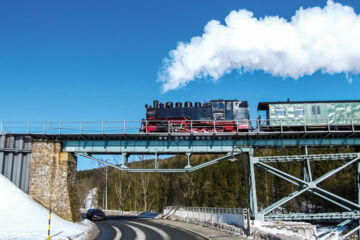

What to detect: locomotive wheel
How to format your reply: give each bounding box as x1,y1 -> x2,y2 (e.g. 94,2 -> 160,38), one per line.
216,128 -> 224,133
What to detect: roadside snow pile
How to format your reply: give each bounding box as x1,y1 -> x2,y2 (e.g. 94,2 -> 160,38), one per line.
252,220 -> 317,240
0,174 -> 90,240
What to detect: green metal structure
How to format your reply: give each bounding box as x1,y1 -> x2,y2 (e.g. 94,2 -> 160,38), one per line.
248,149 -> 360,239
258,100 -> 360,128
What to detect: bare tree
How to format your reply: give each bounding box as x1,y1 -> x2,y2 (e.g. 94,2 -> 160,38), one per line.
113,178 -> 127,214
111,155 -> 129,213
140,171 -> 151,211
179,173 -> 209,206
137,155 -> 152,212
96,160 -> 109,210
177,174 -> 195,205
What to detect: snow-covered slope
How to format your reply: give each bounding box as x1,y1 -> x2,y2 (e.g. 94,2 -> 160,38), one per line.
0,174 -> 90,240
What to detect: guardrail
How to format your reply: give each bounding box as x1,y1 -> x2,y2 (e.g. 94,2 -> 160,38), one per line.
163,206 -> 249,235
0,118 -> 359,135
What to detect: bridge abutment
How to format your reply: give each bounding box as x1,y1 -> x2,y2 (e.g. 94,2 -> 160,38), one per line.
29,141 -> 80,222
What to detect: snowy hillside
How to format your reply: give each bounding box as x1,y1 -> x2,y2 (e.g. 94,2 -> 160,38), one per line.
0,174 -> 90,240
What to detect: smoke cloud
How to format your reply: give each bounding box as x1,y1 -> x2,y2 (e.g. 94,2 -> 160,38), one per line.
158,1 -> 360,92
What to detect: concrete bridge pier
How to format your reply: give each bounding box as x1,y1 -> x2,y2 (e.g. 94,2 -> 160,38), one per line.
28,141 -> 80,222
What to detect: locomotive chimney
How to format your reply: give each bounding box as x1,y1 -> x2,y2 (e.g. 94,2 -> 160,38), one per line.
185,101 -> 192,108
159,103 -> 165,108
166,102 -> 173,108
153,100 -> 159,108
195,102 -> 201,107
175,102 -> 182,108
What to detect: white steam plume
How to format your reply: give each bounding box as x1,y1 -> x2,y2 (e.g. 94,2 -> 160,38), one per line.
158,1 -> 360,92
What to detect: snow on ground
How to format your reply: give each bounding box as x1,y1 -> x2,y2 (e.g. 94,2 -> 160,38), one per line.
316,225 -> 345,240
252,220 -> 312,240
0,174 -> 91,240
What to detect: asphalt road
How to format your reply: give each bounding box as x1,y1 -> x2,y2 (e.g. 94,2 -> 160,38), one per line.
94,216 -> 206,240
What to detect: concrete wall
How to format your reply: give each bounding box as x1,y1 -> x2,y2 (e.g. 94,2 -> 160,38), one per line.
163,206 -> 247,229
29,141 -> 80,222
0,134 -> 32,192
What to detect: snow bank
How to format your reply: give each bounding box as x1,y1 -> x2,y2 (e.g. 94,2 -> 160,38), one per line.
0,174 -> 90,240
252,220 -> 317,240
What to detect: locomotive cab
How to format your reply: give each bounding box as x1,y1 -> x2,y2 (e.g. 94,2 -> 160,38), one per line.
210,100 -> 249,122
211,100 -> 225,120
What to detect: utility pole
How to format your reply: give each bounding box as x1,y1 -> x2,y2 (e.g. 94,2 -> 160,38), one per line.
105,164 -> 108,210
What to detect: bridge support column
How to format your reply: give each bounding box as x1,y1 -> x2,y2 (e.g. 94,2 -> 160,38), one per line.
357,154 -> 360,239
185,153 -> 191,169
121,153 -> 129,168
248,149 -> 260,220
28,141 -> 80,222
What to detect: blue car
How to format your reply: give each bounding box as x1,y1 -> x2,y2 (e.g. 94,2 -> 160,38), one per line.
138,212 -> 159,218
86,208 -> 106,221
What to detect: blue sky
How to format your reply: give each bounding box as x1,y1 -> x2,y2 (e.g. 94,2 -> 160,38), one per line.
1,0 -> 359,170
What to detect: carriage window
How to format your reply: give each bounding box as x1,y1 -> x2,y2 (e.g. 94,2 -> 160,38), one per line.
275,107 -> 285,117
218,103 -> 224,109
213,103 -> 218,108
312,106 -> 321,115
295,107 -> 304,116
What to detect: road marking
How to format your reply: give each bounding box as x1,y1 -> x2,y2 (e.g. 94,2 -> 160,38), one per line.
112,226 -> 122,240
130,221 -> 170,240
124,223 -> 146,240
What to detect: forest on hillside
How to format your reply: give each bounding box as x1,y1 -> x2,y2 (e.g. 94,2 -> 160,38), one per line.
76,147 -> 358,214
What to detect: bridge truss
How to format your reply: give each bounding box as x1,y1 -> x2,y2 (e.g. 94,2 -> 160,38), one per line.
249,149 -> 360,239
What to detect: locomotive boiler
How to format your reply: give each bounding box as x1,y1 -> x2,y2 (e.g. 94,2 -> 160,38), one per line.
142,99 -> 250,133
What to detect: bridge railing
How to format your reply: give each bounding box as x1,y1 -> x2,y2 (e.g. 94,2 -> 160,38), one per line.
0,121 -> 140,134
163,206 -> 249,235
0,118 -> 359,134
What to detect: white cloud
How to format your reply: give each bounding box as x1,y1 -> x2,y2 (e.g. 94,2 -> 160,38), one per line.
158,1 -> 360,92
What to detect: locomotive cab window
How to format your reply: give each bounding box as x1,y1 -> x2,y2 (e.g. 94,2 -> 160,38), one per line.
275,107 -> 285,117
212,102 -> 225,110
295,107 -> 304,116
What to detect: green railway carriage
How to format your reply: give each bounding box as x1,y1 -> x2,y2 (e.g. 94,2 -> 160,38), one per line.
257,100 -> 360,131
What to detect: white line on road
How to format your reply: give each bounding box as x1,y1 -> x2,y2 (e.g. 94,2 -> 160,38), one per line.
130,221 -> 170,240
112,226 -> 122,240
124,223 -> 146,240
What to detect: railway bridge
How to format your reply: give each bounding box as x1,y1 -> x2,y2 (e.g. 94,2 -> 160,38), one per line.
1,121 -> 360,239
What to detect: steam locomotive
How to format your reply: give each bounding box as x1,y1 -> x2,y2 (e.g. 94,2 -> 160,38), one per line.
142,99 -> 250,133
